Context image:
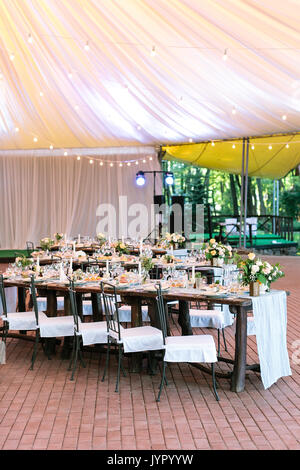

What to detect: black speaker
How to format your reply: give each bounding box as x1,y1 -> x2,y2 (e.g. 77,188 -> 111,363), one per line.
153,195 -> 165,206
170,195 -> 185,234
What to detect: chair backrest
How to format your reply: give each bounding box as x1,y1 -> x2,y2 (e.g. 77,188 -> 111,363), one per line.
30,276 -> 40,326
68,281 -> 80,332
100,281 -> 121,341
225,218 -> 237,234
0,274 -> 7,317
155,284 -> 167,344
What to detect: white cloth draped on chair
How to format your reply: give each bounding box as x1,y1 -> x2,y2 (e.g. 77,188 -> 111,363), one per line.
249,290 -> 291,389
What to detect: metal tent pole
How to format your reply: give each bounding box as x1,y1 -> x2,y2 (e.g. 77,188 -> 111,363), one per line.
276,180 -> 279,216
272,180 -> 276,234
243,138 -> 249,248
239,138 -> 245,248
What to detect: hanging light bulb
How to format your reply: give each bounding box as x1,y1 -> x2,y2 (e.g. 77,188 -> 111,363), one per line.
15,127 -> 19,132
84,40 -> 90,51
135,161 -> 138,165
211,141 -> 215,146
268,145 -> 272,150
33,137 -> 38,142
232,107 -> 236,115
149,156 -> 153,160
74,105 -> 79,111
127,162 -> 131,166
64,151 -> 68,156
150,45 -> 156,57
285,144 -> 289,149
119,163 -> 123,167
77,155 -> 81,160
137,125 -> 141,131
110,163 -> 114,167
251,145 -> 255,150
39,91 -> 44,97
100,162 -> 103,166
282,114 -> 287,121
232,144 -> 236,149
28,33 -> 33,44
89,159 -> 94,164
9,52 -> 15,61
68,71 -> 73,79
143,159 -> 146,163
189,138 -> 193,143
222,48 -> 228,61
49,144 -> 53,150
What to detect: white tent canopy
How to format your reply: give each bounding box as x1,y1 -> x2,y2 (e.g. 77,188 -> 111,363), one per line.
0,0 -> 300,150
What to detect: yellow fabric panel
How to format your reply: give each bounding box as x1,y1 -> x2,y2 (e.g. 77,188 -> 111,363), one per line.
162,134 -> 300,179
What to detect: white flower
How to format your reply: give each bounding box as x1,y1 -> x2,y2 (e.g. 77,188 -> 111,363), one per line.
251,265 -> 259,274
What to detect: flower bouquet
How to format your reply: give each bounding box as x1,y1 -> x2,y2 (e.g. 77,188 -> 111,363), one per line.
96,232 -> 106,246
203,239 -> 233,266
15,255 -> 34,269
113,241 -> 129,255
40,237 -> 55,253
162,254 -> 175,264
140,255 -> 154,282
54,233 -> 64,243
237,252 -> 284,296
159,232 -> 185,249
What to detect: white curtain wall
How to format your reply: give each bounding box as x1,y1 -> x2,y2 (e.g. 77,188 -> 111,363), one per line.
0,147 -> 161,249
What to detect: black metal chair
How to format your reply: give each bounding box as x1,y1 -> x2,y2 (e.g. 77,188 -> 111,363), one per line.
100,281 -> 163,393
155,284 -> 219,402
26,241 -> 34,256
68,280 -> 108,380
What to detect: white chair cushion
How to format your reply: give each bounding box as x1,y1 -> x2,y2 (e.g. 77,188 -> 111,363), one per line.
4,311 -> 47,331
247,317 -> 256,336
77,321 -> 108,346
38,315 -> 77,338
117,305 -> 150,323
110,325 -> 163,353
189,309 -> 224,329
163,335 -> 217,363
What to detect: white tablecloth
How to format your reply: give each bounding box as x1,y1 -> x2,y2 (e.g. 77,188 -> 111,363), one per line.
250,290 -> 291,389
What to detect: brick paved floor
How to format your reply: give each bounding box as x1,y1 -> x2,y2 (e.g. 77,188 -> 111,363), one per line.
0,255 -> 299,450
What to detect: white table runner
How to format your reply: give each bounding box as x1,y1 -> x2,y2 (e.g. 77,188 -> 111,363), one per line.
251,290 -> 291,389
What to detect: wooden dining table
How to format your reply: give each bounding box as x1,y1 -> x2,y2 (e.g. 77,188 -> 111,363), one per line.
3,276 -> 258,393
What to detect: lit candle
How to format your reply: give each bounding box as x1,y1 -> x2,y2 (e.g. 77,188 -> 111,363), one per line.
73,241 -> 76,253
106,259 -> 109,274
138,261 -> 142,277
37,256 -> 40,268
59,263 -> 64,281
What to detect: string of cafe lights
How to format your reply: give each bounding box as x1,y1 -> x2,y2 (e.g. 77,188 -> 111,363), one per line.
1,31 -> 294,129
1,31 -> 297,152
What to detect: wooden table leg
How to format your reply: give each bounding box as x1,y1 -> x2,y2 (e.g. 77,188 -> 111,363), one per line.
44,290 -> 58,357
178,300 -> 193,336
230,305 -> 247,392
61,292 -> 72,359
129,297 -> 143,373
91,293 -> 103,321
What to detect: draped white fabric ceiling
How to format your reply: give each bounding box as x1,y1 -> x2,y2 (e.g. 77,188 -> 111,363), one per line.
0,0 -> 300,150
